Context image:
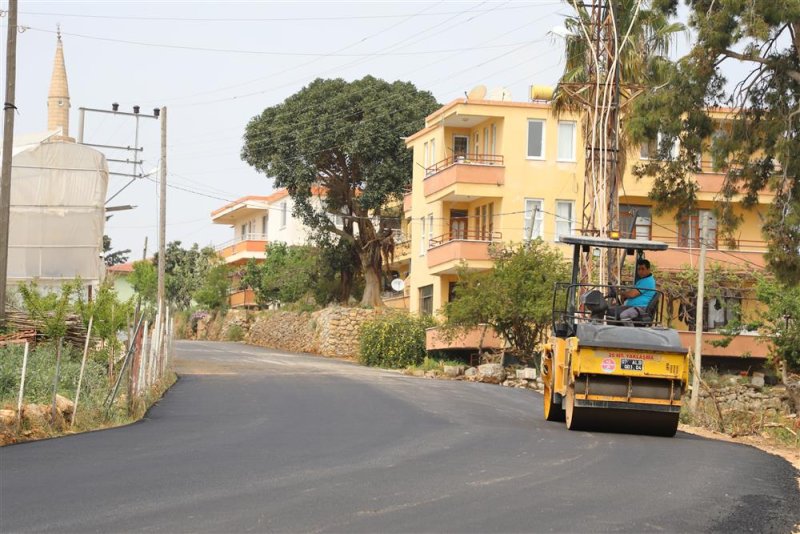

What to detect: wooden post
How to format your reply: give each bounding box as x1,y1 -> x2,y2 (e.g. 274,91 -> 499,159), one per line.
72,316 -> 94,427
51,338 -> 63,424
15,341 -> 29,431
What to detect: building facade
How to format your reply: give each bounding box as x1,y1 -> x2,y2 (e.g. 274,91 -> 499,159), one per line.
400,96 -> 770,362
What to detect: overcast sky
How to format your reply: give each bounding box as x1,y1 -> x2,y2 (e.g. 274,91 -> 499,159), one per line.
5,0 -> 690,258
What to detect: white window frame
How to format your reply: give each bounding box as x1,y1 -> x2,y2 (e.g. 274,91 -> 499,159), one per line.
640,132 -> 679,160
557,121 -> 577,162
280,201 -> 287,229
491,124 -> 497,156
423,142 -> 429,169
555,200 -> 576,242
483,127 -> 489,155
428,213 -> 434,246
419,216 -> 426,256
523,198 -> 544,240
526,119 -> 545,160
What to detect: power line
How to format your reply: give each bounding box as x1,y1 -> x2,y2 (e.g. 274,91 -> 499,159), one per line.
18,3 -> 557,23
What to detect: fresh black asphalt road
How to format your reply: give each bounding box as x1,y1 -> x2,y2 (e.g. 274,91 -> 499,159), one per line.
2,340 -> 798,533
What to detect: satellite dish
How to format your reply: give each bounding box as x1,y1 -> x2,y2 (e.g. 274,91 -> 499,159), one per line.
390,278 -> 405,292
466,85 -> 487,100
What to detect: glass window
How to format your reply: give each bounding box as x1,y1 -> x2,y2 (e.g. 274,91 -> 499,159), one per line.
453,135 -> 468,160
491,124 -> 497,156
557,121 -> 576,161
619,205 -> 652,240
420,216 -> 426,256
527,120 -> 545,159
280,202 -> 287,228
483,127 -> 489,155
523,198 -> 544,240
262,215 -> 268,237
640,133 -> 678,160
555,200 -> 575,241
419,285 -> 434,316
678,210 -> 717,248
428,213 -> 434,245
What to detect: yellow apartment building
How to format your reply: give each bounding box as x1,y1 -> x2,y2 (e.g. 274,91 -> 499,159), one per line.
399,97 -> 771,362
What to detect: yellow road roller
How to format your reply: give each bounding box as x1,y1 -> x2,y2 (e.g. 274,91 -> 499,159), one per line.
541,236 -> 690,437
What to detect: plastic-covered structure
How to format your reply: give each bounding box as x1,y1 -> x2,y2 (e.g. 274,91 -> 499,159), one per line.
5,133 -> 108,289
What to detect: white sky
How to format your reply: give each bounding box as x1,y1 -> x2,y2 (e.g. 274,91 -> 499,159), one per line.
4,0 -> 694,258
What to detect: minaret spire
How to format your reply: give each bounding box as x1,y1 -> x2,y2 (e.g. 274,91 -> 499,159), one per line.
47,27 -> 72,141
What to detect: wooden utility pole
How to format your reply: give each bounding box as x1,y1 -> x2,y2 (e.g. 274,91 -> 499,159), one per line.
0,0 -> 19,326
690,213 -> 709,411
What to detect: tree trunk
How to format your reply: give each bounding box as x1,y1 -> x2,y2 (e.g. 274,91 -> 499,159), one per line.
360,261 -> 383,307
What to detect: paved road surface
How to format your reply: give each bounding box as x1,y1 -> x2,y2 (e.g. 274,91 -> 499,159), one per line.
2,341 -> 798,533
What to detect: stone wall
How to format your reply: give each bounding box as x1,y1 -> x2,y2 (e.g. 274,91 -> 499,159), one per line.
698,383 -> 796,416
218,306 -> 386,359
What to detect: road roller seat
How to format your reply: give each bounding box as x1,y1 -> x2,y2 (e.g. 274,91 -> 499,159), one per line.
635,292 -> 660,327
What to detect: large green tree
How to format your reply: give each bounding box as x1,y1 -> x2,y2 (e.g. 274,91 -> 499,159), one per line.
632,0 -> 800,284
241,76 -> 439,307
154,241 -> 218,309
443,240 -> 570,368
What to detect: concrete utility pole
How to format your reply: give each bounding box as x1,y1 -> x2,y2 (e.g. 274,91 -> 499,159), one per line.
0,0 -> 19,326
158,107 -> 167,325
690,213 -> 709,412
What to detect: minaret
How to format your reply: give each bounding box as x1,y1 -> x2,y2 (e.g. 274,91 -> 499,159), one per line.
47,27 -> 73,141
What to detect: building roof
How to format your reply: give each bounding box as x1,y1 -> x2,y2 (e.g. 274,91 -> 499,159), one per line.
108,262 -> 134,273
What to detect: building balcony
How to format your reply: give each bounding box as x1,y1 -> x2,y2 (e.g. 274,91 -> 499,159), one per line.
426,325 -> 503,352
216,233 -> 268,265
229,288 -> 258,308
426,230 -> 501,275
677,331 -> 769,359
391,229 -> 412,264
423,154 -> 504,202
403,191 -> 413,214
648,243 -> 767,271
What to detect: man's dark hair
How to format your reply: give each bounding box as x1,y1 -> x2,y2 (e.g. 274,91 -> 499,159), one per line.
637,259 -> 651,269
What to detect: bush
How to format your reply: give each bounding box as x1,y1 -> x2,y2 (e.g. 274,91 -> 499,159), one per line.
225,324 -> 245,342
359,313 -> 435,368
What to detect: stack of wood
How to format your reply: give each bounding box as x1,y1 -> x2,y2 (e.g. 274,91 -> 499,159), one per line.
2,307 -> 92,348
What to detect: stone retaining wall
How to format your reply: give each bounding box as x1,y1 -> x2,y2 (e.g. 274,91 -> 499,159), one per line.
699,383 -> 796,416
199,306 -> 385,359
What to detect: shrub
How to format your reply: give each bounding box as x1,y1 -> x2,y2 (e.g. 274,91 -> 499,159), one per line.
359,313 -> 435,369
225,324 -> 245,342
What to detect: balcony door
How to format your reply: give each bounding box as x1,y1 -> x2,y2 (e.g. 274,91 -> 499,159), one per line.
453,135 -> 468,161
450,209 -> 468,240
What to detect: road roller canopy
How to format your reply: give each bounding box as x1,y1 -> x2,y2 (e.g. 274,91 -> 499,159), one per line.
560,235 -> 669,251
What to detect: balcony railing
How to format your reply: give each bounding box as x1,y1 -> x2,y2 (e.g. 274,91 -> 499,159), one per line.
425,153 -> 504,176
215,233 -> 268,251
429,230 -> 502,248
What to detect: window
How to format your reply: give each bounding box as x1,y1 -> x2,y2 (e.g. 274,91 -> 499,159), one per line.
448,281 -> 458,303
419,285 -> 434,316
428,213 -> 434,245
483,127 -> 489,155
678,210 -> 717,248
491,124 -> 497,156
474,132 -> 480,157
423,142 -> 429,169
640,133 -> 678,160
474,204 -> 494,240
555,200 -> 575,241
707,296 -> 741,331
420,216 -> 426,256
431,138 -> 436,164
262,215 -> 268,237
557,121 -> 576,161
453,135 -> 468,160
241,224 -> 247,238
523,198 -> 544,240
280,201 -> 287,228
527,119 -> 545,159
619,205 -> 652,240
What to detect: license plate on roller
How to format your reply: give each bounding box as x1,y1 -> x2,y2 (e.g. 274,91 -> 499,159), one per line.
621,358 -> 643,371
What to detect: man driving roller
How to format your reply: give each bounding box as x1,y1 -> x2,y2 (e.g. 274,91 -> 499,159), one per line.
611,259 -> 656,323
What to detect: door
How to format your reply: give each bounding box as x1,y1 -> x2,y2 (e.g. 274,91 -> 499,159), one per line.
453,135 -> 468,161
450,209 -> 468,240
